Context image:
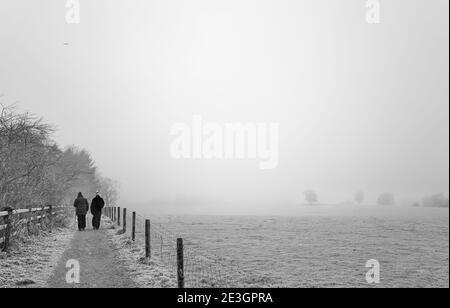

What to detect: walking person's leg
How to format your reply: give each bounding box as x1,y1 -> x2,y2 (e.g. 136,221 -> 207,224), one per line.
92,213 -> 102,230
96,213 -> 101,229
81,215 -> 86,230
77,215 -> 83,231
97,213 -> 102,229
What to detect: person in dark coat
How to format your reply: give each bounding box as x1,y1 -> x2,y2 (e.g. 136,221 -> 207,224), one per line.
91,191 -> 105,230
74,192 -> 89,231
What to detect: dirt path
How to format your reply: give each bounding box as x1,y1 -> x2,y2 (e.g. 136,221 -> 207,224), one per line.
47,227 -> 137,288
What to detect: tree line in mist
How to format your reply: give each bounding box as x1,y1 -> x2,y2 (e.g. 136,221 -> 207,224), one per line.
1,103 -> 446,211
0,104 -> 119,210
302,190 -> 449,208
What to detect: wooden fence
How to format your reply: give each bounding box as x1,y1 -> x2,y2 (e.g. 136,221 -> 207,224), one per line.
103,206 -> 248,288
0,205 -> 69,252
104,206 -> 186,288
1,205 -> 240,287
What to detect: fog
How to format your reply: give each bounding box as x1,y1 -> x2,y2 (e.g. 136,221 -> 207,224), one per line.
0,0 -> 448,215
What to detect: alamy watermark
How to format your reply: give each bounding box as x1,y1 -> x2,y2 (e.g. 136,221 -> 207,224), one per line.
66,0 -> 81,24
366,0 -> 381,24
66,259 -> 80,284
65,1 -> 380,25
365,259 -> 381,284
170,116 -> 279,170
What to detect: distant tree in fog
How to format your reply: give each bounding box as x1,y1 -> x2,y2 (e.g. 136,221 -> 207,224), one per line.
423,193 -> 449,208
304,190 -> 318,205
355,190 -> 365,205
99,176 -> 120,206
377,192 -> 395,206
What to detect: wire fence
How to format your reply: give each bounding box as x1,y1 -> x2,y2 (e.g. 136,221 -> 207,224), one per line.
106,206 -> 251,288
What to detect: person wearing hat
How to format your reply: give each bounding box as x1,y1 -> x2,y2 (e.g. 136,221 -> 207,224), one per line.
74,192 -> 89,231
90,191 -> 105,230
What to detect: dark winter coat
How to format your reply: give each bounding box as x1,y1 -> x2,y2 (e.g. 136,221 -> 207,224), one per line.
91,195 -> 105,214
74,193 -> 89,216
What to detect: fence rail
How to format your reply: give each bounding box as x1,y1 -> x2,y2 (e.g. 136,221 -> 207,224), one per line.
0,205 -> 69,251
1,205 -> 247,287
104,206 -> 249,288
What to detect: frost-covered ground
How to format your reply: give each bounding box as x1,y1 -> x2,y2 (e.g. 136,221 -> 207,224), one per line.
105,219 -> 177,288
0,228 -> 74,288
147,207 -> 449,288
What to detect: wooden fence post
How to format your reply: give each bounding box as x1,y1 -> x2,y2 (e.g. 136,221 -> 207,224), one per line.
132,212 -> 136,241
177,238 -> 185,288
2,208 -> 13,252
34,209 -> 39,234
36,209 -> 39,230
145,219 -> 151,259
123,208 -> 127,233
49,205 -> 53,233
117,207 -> 121,226
27,208 -> 32,235
41,206 -> 46,230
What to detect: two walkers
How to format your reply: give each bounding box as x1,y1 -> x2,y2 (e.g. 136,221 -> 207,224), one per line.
73,191 -> 105,231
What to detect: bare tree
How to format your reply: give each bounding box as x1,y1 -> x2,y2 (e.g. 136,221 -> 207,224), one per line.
377,192 -> 395,206
304,190 -> 318,205
355,190 -> 365,205
99,176 -> 120,207
0,105 -> 114,210
423,193 -> 449,208
0,105 -> 55,208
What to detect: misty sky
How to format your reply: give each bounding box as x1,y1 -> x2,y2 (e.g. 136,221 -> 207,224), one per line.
0,0 -> 448,214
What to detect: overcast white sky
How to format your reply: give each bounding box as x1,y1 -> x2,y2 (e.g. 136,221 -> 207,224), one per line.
0,0 -> 448,214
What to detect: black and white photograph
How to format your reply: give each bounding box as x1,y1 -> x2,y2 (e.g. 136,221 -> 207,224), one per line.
0,0 -> 448,294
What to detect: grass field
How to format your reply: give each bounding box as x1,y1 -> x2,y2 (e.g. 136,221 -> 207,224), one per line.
147,206 -> 449,288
